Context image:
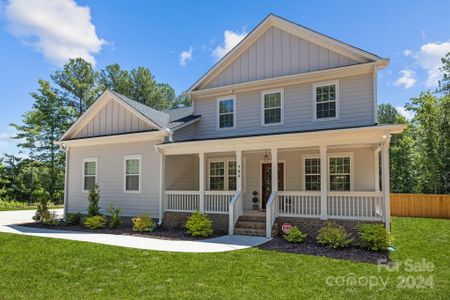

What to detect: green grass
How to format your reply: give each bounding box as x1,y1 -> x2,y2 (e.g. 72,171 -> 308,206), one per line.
0,217 -> 448,299
0,199 -> 63,211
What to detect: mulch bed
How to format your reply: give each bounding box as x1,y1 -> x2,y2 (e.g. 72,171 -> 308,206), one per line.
18,222 -> 225,241
258,236 -> 389,264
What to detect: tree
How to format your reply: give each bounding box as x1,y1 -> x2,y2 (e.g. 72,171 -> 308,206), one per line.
378,103 -> 420,193
51,58 -> 99,118
439,52 -> 450,94
97,63 -> 133,95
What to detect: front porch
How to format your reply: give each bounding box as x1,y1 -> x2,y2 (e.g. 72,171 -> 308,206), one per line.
157,126 -> 398,237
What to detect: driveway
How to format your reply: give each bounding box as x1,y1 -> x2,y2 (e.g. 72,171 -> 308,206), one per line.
0,209 -> 269,253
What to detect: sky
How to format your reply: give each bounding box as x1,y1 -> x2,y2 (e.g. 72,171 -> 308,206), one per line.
1,0 -> 449,156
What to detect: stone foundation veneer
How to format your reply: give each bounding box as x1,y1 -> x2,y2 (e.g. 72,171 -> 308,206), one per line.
162,211 -> 229,234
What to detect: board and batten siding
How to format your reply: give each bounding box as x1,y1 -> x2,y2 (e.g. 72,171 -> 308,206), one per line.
205,27 -> 360,89
75,99 -> 154,139
194,73 -> 374,140
66,141 -> 161,217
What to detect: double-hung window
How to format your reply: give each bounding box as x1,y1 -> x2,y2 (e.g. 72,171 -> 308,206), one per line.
329,156 -> 351,191
217,96 -> 236,129
304,157 -> 321,191
262,89 -> 283,125
314,81 -> 339,120
124,155 -> 142,193
209,160 -> 237,191
83,158 -> 97,192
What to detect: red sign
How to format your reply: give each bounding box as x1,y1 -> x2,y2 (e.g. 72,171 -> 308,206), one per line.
282,223 -> 292,234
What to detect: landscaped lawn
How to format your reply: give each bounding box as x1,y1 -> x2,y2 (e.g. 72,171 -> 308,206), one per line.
0,217 -> 448,299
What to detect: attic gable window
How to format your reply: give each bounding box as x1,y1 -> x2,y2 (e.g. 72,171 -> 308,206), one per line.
261,89 -> 284,126
217,96 -> 236,130
313,81 -> 339,120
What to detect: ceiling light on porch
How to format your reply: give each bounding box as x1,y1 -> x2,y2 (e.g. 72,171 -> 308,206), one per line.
263,151 -> 269,163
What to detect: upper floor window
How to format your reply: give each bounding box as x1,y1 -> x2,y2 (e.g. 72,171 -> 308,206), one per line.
313,81 -> 339,120
261,89 -> 284,126
217,96 -> 236,130
83,158 -> 97,192
124,155 -> 142,193
329,156 -> 351,191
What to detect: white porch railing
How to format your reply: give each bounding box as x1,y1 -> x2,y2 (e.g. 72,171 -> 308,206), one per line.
205,191 -> 234,214
266,191 -> 278,238
228,191 -> 242,235
327,191 -> 383,221
166,191 -> 200,212
277,191 -> 321,217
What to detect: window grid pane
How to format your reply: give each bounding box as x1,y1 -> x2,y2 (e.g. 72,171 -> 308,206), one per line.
126,159 -> 139,175
329,157 -> 351,191
316,84 -> 336,119
84,161 -> 96,175
84,176 -> 95,191
219,99 -> 234,128
126,175 -> 139,191
264,92 -> 282,124
305,158 -> 320,191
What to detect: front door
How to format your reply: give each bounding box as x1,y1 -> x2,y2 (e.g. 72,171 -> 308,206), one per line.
261,163 -> 284,209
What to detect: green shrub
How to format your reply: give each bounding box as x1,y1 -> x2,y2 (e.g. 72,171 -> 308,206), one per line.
185,211 -> 213,238
83,215 -> 107,229
284,226 -> 307,243
32,190 -> 50,222
42,211 -> 60,226
108,205 -> 122,229
132,214 -> 155,232
317,222 -> 353,248
357,223 -> 391,251
87,184 -> 101,217
65,213 -> 82,225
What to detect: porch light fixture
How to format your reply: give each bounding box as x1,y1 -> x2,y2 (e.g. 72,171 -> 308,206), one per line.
263,151 -> 269,163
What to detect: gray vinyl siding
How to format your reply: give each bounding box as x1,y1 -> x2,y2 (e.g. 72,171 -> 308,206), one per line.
75,99 -> 154,138
66,141 -> 161,217
205,27 -> 361,89
193,73 -> 374,140
172,123 -> 197,142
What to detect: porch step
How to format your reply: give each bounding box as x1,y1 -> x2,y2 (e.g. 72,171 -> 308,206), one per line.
234,215 -> 277,236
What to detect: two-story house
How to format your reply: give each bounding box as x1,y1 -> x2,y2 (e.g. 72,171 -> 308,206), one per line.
58,14 -> 405,237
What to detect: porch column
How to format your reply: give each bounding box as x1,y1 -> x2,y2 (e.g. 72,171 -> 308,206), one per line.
381,141 -> 391,231
320,145 -> 328,220
374,146 -> 381,191
271,148 -> 278,192
158,151 -> 165,224
236,150 -> 243,214
199,152 -> 205,213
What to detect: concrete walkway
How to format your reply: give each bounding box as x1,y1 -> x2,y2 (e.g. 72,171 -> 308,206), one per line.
0,209 -> 269,253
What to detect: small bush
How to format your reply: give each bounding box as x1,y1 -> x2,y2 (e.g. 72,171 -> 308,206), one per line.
357,223 -> 391,251
32,190 -> 50,222
132,214 -> 155,232
284,226 -> 307,243
42,211 -> 60,226
317,222 -> 353,248
83,215 -> 107,229
87,184 -> 101,217
108,205 -> 122,229
65,213 -> 82,225
185,211 -> 213,238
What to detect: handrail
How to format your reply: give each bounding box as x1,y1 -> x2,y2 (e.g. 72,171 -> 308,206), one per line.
266,191 -> 278,238
205,190 -> 236,195
228,191 -> 241,235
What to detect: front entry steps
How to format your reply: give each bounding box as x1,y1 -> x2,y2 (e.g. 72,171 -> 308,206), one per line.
234,215 -> 277,237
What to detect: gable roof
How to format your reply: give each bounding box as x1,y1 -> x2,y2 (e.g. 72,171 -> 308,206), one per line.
187,14 -> 385,93
59,90 -> 199,141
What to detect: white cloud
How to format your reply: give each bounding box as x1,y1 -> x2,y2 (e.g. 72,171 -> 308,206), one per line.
403,49 -> 413,57
0,129 -> 24,157
4,0 -> 106,66
396,106 -> 414,121
212,30 -> 247,61
179,46 -> 193,66
414,41 -> 450,87
394,69 -> 417,89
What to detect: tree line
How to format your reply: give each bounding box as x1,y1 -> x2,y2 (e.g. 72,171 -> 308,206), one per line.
0,54 -> 449,204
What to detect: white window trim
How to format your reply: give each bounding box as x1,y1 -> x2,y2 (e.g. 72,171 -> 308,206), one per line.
207,158 -> 245,191
301,154 -> 321,191
328,152 -> 354,191
216,95 -> 237,130
313,80 -> 340,122
261,88 -> 284,127
82,158 -> 97,193
123,154 -> 142,193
